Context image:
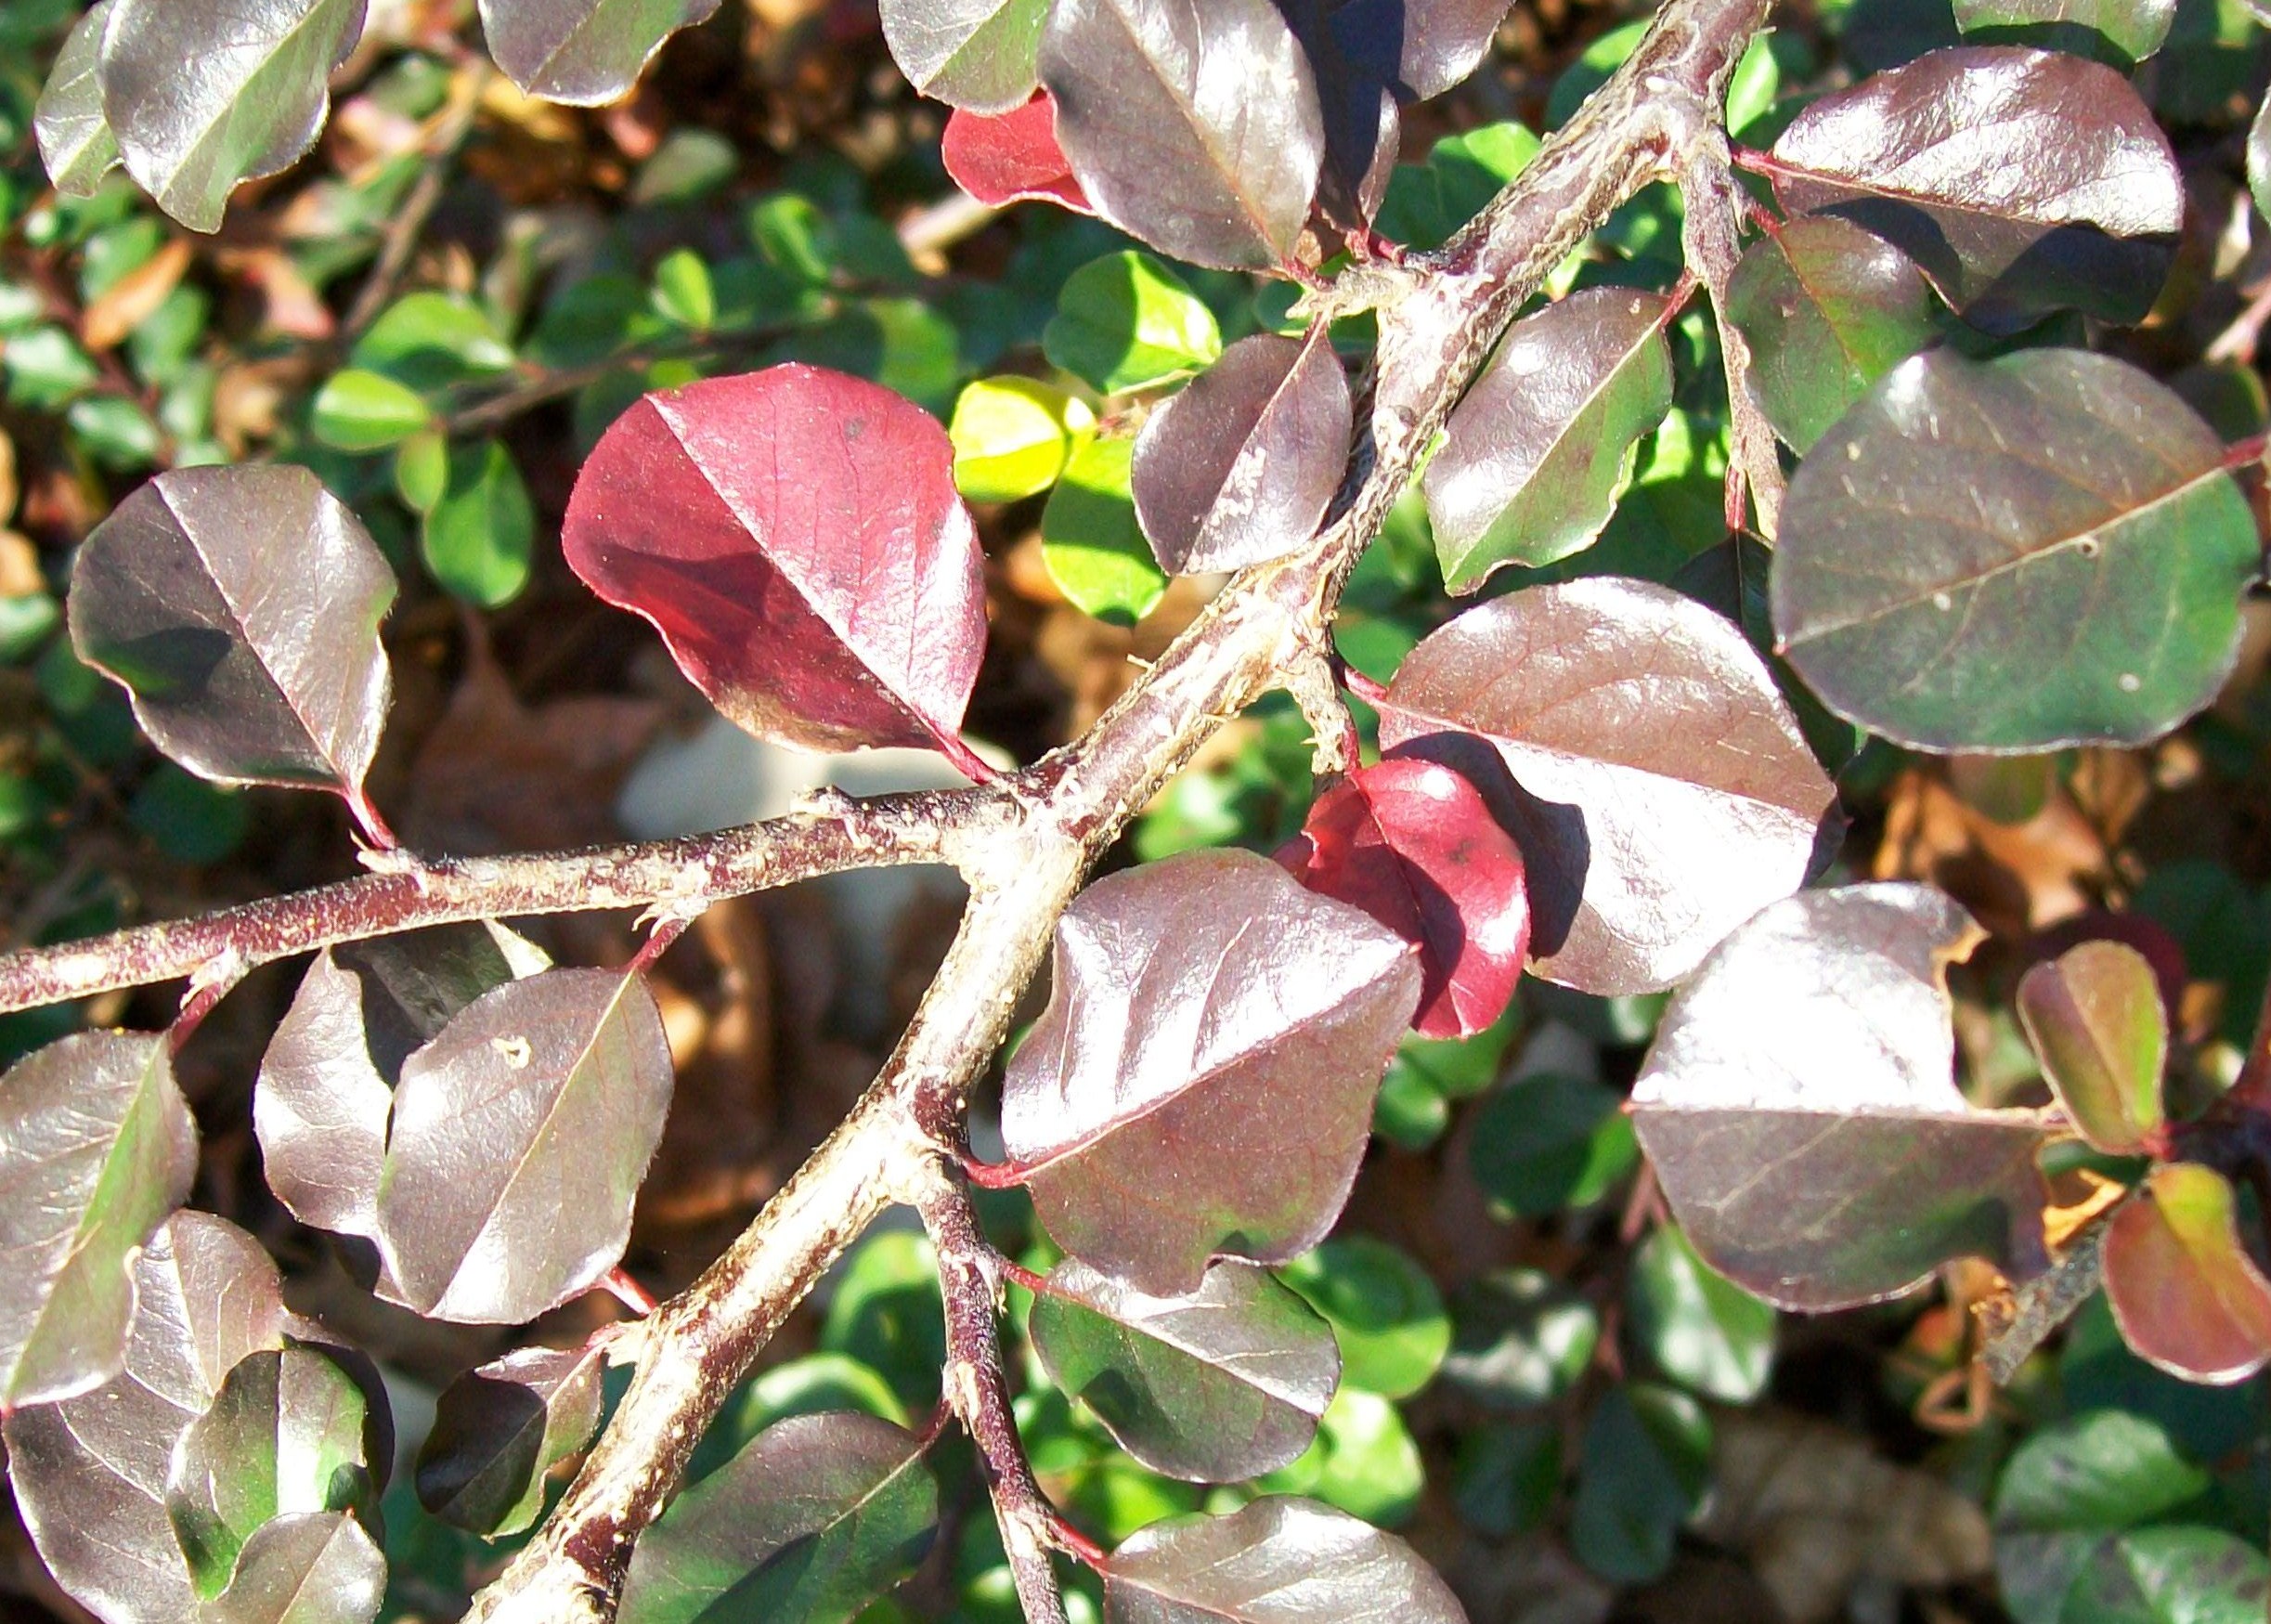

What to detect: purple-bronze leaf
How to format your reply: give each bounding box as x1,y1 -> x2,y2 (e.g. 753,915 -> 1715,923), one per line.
2103,1163 -> 2271,1385
478,0 -> 720,105
1378,579 -> 1837,996
67,465 -> 396,813
1133,329 -> 1351,575
1039,0 -> 1326,271
1278,755 -> 1529,1039
373,968 -> 674,1324
1028,1258 -> 1340,1483
199,1513 -> 383,1624
561,366 -> 988,764
1630,884 -> 2055,1311
942,91 -> 1091,211
2015,940 -> 2167,1156
415,1341 -> 607,1537
5,1213 -> 293,1624
998,850 -> 1420,1295
1106,1496 -> 1469,1622
0,1031 -> 199,1410
1765,45 -> 2181,331
881,0 -> 1049,111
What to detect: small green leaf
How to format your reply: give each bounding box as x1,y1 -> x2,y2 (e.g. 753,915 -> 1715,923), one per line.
421,441 -> 534,608
312,370 -> 434,452
1440,1269 -> 1600,1410
1569,1383 -> 1711,1584
1278,1237 -> 1451,1400
1468,1072 -> 1639,1218
2016,940 -> 2168,1156
689,1353 -> 909,1486
1039,435 -> 1166,626
1626,1225 -> 1776,1403
32,1 -> 120,197
1995,1410 -> 2209,1533
4,325 -> 100,409
949,375 -> 1097,502
351,292 -> 515,393
1951,0 -> 2176,65
67,395 -> 164,468
652,249 -> 717,332
1452,1421 -> 1560,1537
1042,252 -> 1221,396
821,1231 -> 946,1413
393,430 -> 448,513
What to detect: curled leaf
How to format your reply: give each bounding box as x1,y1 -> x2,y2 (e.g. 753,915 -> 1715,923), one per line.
198,1512 -> 383,1624
415,1342 -> 607,1537
2103,1163 -> 2271,1384
2015,940 -> 2167,1156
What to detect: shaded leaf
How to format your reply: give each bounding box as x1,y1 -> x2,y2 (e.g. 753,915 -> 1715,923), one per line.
1039,0 -> 1325,270
67,465 -> 396,807
6,1213 -> 292,1624
1271,1 -> 1400,232
617,1410 -> 937,1624
1631,883 -> 2054,1310
882,0 -> 1050,112
999,848 -> 1420,1294
2016,941 -> 2166,1155
415,1341 -> 607,1537
1044,252 -> 1222,396
1439,1269 -> 1599,1410
373,968 -> 674,1323
0,1030 -> 198,1410
1105,1496 -> 1466,1622
1452,1422 -> 1559,1538
1278,755 -> 1529,1038
1030,1258 -> 1339,1482
1042,435 -> 1169,626
34,0 -> 120,197
561,366 -> 986,759
942,91 -> 1092,212
950,375 -> 1097,503
1765,46 -> 2181,331
96,0 -> 368,233
1421,287 -> 1673,591
479,0 -> 720,104
1569,1384 -> 1710,1584
1723,215 -> 1938,453
2102,1163 -> 2271,1384
197,1513 -> 383,1624
1134,329 -> 1351,575
1626,1226 -> 1775,1403
1950,0 -> 2174,65
1468,1072 -> 1638,1218
1277,1237 -> 1449,1400
1772,348 -> 2261,753
1378,578 -> 1837,994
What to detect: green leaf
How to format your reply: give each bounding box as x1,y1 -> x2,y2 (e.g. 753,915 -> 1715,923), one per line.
1569,1383 -> 1711,1584
880,0 -> 1050,111
1042,252 -> 1221,396
1452,1421 -> 1560,1537
652,249 -> 717,332
1468,1072 -> 1639,1218
351,292 -> 515,394
33,0 -> 120,197
421,440 -> 534,608
1040,434 -> 1166,626
312,370 -> 435,452
1439,1269 -> 1600,1410
5,325 -> 100,408
949,375 -> 1097,503
2016,940 -> 2167,1155
393,430 -> 448,513
2252,96 -> 2271,226
1626,1225 -> 1775,1403
130,764 -> 249,864
821,1231 -> 946,1413
67,394 -> 164,468
1951,0 -> 2176,64
1105,1497 -> 1463,1622
477,0 -> 720,105
414,1342 -> 607,1537
690,1353 -> 909,1486
1278,1237 -> 1451,1400
1774,348 -> 2262,753
1264,1388 -> 1425,1526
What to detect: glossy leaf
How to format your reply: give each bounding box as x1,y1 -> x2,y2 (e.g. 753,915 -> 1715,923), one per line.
2252,97 -> 2271,227
0,1030 -> 198,1409
1950,0 -> 2174,65
1569,1384 -> 1710,1584
1723,215 -> 1938,452
67,464 -> 396,804
617,1410 -> 937,1624
197,1513 -> 383,1624
2103,1163 -> 2271,1384
1378,579 -> 1837,995
2016,941 -> 2167,1155
96,0 -> 368,233
1773,349 -> 2261,753
479,0 -> 720,104
1042,435 -> 1169,626
6,1214 -> 291,1624
999,848 -> 1420,1294
1631,884 -> 2054,1310
1105,1496 -> 1467,1622
34,0 -> 120,197
561,366 -> 987,758
1277,1237 -> 1450,1400
1766,46 -> 2181,331
1134,330 -> 1350,575
1421,287 -> 1674,591
415,1342 -> 608,1537
942,92 -> 1091,212
1039,0 -> 1325,270
951,375 -> 1097,504
1277,755 -> 1529,1039
1468,1072 -> 1638,1218
1044,252 -> 1223,396
1626,1226 -> 1775,1403
1439,1269 -> 1599,1410
373,968 -> 674,1323
166,1345 -> 375,1599
1272,1 -> 1400,231
1030,1258 -> 1339,1482
881,0 -> 1049,111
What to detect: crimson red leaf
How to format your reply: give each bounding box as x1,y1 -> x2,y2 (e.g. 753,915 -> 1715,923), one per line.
2103,1163 -> 2271,1384
1279,757 -> 1528,1039
562,366 -> 988,763
941,90 -> 1090,212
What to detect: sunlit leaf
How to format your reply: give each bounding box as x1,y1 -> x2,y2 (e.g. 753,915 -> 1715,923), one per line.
1030,1258 -> 1339,1482
882,0 -> 1049,110
1042,435 -> 1169,627
1626,1226 -> 1775,1403
422,440 -> 535,610
415,1341 -> 608,1537
1277,1237 -> 1450,1401
198,1512 -> 383,1624
1765,45 -> 2181,331
617,1411 -> 937,1624
1378,578 -> 1836,995
1630,883 -> 2055,1311
479,0 -> 720,105
1106,1496 -> 1466,1621
2252,97 -> 2271,226
1773,349 -> 2261,753
1950,0 -> 2174,65
2015,941 -> 2167,1155
67,465 -> 396,809
373,968 -> 674,1323
96,0 -> 368,233
1257,1388 -> 1422,1526
561,366 -> 987,760
950,374 -> 1097,504
310,371 -> 433,453
0,1031 -> 198,1409
942,91 -> 1092,212
34,0 -> 120,197
1278,755 -> 1528,1038
1039,0 -> 1325,270
1421,287 -> 1673,591
1044,252 -> 1222,396
999,849 -> 1420,1294
2102,1163 -> 2271,1384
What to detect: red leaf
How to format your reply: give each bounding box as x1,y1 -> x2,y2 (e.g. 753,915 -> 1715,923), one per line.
1279,757 -> 1528,1039
2103,1163 -> 2271,1384
942,91 -> 1091,213
562,366 -> 989,764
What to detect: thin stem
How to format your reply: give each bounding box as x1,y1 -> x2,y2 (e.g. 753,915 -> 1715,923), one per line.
628,916 -> 691,976
603,1268 -> 657,1318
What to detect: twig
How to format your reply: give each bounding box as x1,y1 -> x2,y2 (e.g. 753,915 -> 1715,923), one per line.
1676,133 -> 1785,538
337,61 -> 490,344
